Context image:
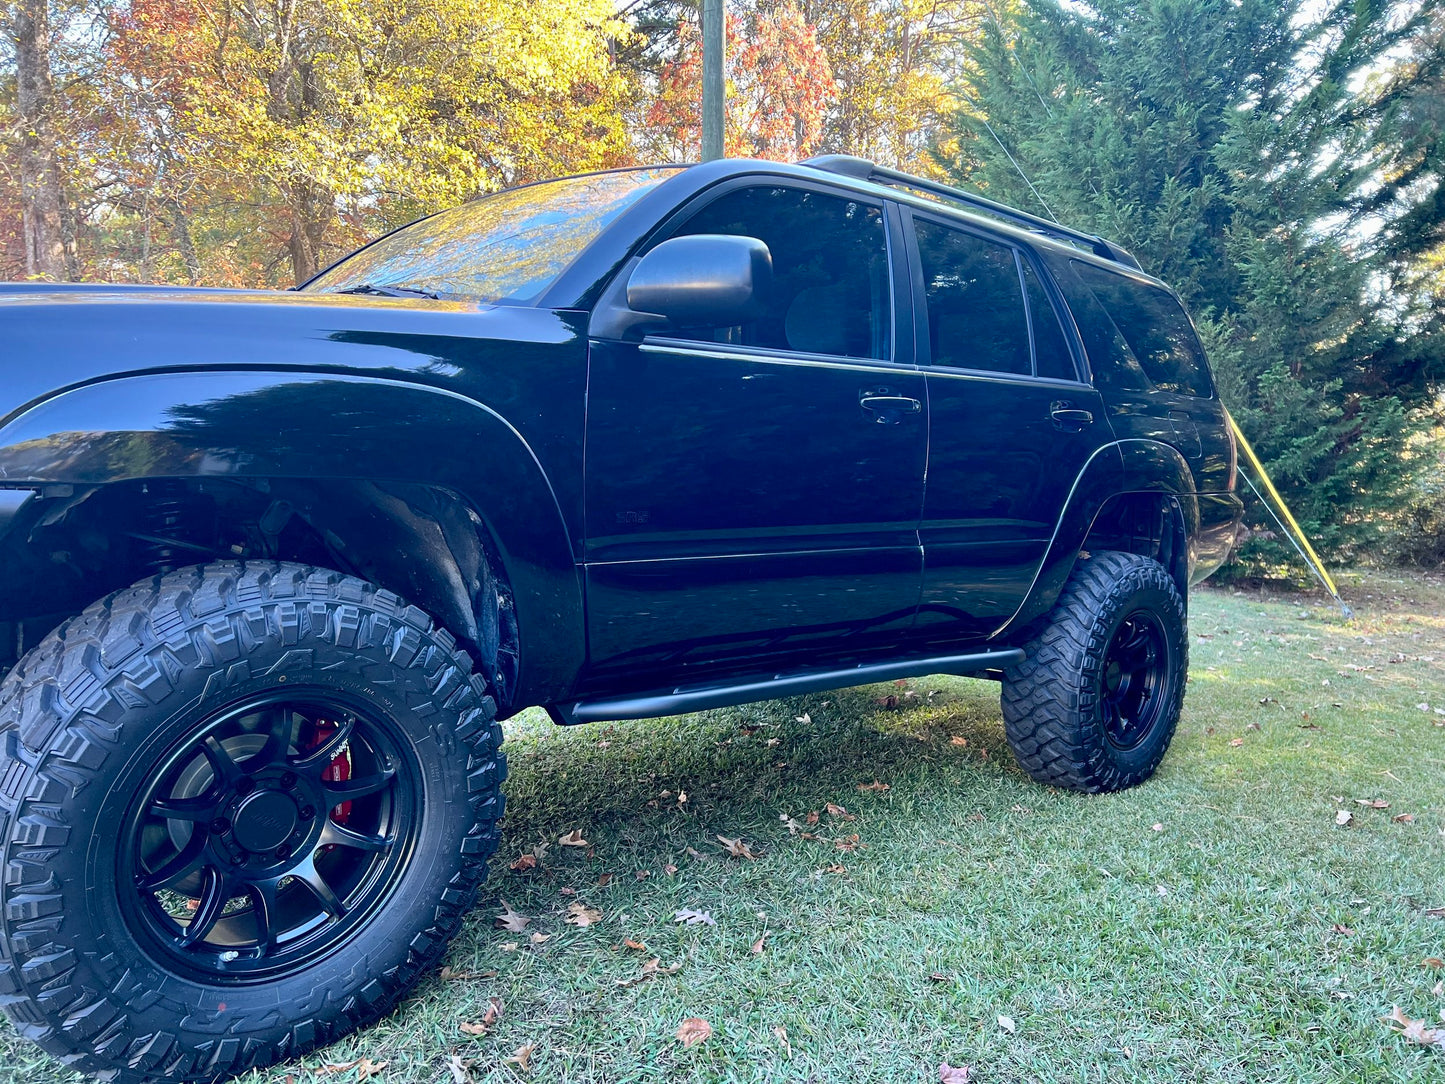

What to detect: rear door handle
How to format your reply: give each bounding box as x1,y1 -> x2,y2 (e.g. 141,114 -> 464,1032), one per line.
1050,403 -> 1093,430
860,394 -> 922,419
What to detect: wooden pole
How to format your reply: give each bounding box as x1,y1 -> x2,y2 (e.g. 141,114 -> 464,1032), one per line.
701,0 -> 724,161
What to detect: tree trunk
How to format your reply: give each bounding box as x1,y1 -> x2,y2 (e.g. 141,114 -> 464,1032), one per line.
12,0 -> 71,280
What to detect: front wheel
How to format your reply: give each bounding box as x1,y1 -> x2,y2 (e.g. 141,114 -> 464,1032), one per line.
0,563 -> 504,1082
1001,551 -> 1187,793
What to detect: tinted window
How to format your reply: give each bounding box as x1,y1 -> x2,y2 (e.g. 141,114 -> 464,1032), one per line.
1022,258 -> 1076,381
915,219 -> 1031,376
1072,262 -> 1213,397
669,186 -> 890,359
307,167 -> 680,303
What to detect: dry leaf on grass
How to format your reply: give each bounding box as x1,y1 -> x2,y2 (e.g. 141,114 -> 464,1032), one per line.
509,854 -> 539,872
939,1063 -> 972,1083
623,938 -> 648,951
825,802 -> 856,821
459,997 -> 504,1035
495,901 -> 532,933
505,1043 -> 535,1072
772,1025 -> 792,1056
858,781 -> 890,792
674,908 -> 717,926
664,863 -> 679,875
445,1054 -> 471,1084
1383,1005 -> 1445,1049
565,901 -> 603,927
529,932 -> 549,944
928,972 -> 949,982
676,1017 -> 712,1047
1331,924 -> 1356,935
1228,738 -> 1244,747
1335,810 -> 1353,827
616,957 -> 682,987
835,834 -> 864,852
822,864 -> 846,874
557,829 -> 589,848
1421,957 -> 1445,969
998,1014 -> 1017,1034
315,1059 -> 388,1078
439,967 -> 497,982
751,930 -> 768,955
1355,798 -> 1390,809
1394,813 -> 1416,824
949,736 -> 968,747
716,835 -> 757,860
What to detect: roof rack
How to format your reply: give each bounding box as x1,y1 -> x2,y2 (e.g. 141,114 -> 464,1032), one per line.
801,154 -> 1141,271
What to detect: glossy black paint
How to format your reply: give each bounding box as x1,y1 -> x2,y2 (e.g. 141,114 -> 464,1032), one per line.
0,157 -> 1241,718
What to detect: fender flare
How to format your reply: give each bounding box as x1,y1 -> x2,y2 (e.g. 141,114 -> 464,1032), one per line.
993,439 -> 1199,638
0,370 -> 584,705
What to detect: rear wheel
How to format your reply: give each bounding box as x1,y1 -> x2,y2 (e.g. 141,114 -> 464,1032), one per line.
1001,551 -> 1187,792
0,562 -> 504,1082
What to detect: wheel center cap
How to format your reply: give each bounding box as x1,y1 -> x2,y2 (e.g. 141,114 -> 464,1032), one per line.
232,789 -> 299,852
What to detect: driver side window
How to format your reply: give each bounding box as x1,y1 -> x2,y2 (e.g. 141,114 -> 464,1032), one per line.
664,185 -> 892,360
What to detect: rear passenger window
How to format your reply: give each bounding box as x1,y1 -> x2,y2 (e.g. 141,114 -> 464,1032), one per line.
915,219 -> 1031,375
1021,259 -> 1075,381
1072,262 -> 1213,397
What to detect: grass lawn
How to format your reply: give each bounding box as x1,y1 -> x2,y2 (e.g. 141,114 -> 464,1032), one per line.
2,568 -> 1443,1084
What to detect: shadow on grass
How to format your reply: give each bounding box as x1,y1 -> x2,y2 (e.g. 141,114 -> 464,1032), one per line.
491,678 -> 1014,866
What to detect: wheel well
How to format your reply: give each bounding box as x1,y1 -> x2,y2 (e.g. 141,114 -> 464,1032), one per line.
1082,493 -> 1189,599
0,478 -> 520,705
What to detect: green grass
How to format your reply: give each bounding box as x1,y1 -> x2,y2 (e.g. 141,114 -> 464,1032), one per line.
3,569 -> 1443,1083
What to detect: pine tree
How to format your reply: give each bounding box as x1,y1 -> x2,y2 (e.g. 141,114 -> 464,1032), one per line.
949,0 -> 1444,570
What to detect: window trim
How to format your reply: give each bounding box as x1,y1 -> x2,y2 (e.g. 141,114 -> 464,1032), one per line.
622,177 -> 907,366
903,208 -> 1092,387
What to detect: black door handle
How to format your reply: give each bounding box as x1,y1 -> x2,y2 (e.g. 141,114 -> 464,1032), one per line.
860,394 -> 922,419
1050,403 -> 1093,430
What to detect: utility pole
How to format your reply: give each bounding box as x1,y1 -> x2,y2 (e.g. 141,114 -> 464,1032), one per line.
701,0 -> 724,161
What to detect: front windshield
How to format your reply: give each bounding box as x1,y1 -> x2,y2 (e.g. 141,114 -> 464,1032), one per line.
306,167 -> 682,304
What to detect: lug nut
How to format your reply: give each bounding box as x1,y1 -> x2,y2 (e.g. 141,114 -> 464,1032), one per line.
276,845 -> 290,861
281,772 -> 297,788
210,818 -> 231,835
300,806 -> 315,820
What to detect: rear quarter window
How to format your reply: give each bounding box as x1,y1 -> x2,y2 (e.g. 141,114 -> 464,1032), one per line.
1069,261 -> 1214,398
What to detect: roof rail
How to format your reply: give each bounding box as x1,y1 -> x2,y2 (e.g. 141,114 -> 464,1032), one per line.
801,154 -> 1141,271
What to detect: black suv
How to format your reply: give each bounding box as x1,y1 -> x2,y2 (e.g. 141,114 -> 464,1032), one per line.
0,155 -> 1240,1082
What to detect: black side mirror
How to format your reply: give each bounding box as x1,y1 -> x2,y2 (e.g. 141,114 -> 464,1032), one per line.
626,234 -> 772,327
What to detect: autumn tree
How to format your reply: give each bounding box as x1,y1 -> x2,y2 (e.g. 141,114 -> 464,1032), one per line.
644,3 -> 834,160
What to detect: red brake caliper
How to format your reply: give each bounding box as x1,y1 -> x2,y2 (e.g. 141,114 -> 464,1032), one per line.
301,719 -> 353,829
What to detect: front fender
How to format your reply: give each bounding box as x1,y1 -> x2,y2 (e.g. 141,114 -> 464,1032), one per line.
0,370 -> 584,704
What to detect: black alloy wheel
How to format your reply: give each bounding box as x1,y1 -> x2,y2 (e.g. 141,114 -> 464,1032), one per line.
1001,550 -> 1188,792
121,693 -> 419,981
0,563 -> 506,1084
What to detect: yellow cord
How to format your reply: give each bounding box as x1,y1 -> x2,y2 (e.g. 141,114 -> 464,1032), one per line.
1226,409 -> 1343,600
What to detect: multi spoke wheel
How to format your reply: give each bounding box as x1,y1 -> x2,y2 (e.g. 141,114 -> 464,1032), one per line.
0,563 -> 505,1084
1099,611 -> 1167,751
122,694 -> 417,979
1001,550 -> 1187,792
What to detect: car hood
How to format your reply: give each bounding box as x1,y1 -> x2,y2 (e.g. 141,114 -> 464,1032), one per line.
0,282 -> 575,428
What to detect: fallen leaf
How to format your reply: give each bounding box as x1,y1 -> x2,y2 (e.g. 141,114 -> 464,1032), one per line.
529,932 -> 550,944
822,863 -> 846,874
676,1017 -> 712,1047
1151,823 -> 1164,832
664,864 -> 679,875
949,736 -> 968,747
858,781 -> 891,792
928,972 -> 949,982
677,790 -> 688,807
597,873 -> 614,887
499,942 -> 519,952
495,901 -> 532,933
1336,810 -> 1353,827
460,997 -> 504,1035
1155,884 -> 1169,897
1229,738 -> 1244,747
623,938 -> 648,952
998,1014 -> 1017,1034
1421,958 -> 1445,969
1246,722 -> 1261,731
505,1043 -> 535,1072
565,901 -> 603,927
558,887 -> 576,897
795,713 -> 811,724
558,829 -> 588,848
772,1025 -> 791,1056
835,834 -> 864,852
445,1054 -> 471,1084
674,908 -> 717,926
1383,1005 -> 1445,1048
751,930 -> 768,955
635,869 -> 651,881
1394,813 -> 1416,824
805,810 -> 820,825
1354,799 -> 1390,809
616,957 -> 682,987
439,967 -> 497,982
1332,924 -> 1356,935
509,854 -> 539,872
825,802 -> 856,821
939,1062 -> 972,1082
716,835 -> 758,860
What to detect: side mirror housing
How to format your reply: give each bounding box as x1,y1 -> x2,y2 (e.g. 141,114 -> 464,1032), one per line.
626,234 -> 772,327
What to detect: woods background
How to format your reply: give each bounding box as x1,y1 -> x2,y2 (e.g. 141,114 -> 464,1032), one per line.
2,0 -> 1443,573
